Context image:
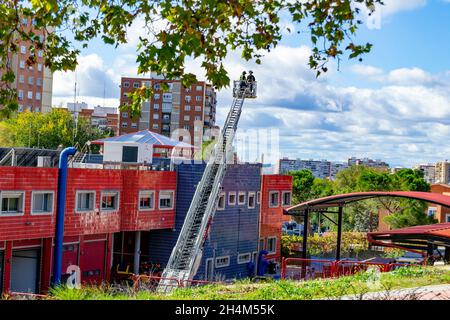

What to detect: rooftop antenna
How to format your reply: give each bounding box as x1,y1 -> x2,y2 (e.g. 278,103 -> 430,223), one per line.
73,69 -> 78,145
103,78 -> 106,108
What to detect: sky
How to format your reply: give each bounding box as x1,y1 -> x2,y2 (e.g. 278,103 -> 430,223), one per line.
51,0 -> 450,167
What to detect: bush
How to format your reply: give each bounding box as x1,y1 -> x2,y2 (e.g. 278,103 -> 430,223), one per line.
282,232 -> 369,257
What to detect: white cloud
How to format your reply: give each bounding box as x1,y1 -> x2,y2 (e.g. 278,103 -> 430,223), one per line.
360,0 -> 427,29
50,38 -> 450,167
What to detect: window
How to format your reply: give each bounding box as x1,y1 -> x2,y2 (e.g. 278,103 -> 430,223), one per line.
27,91 -> 33,99
228,192 -> 236,206
1,191 -> 24,215
152,124 -> 159,129
121,122 -> 128,128
139,191 -> 155,211
37,64 -> 42,72
133,82 -> 140,88
76,191 -> 95,212
21,17 -> 28,26
427,207 -> 437,218
20,45 -> 26,54
123,82 -> 130,88
196,96 -> 202,101
257,191 -> 261,204
194,116 -> 201,121
153,93 -> 160,100
162,93 -> 172,101
159,190 -> 174,210
122,112 -> 128,118
195,105 -> 202,112
131,123 -> 137,128
37,50 -> 43,58
19,75 -> 24,83
184,115 -> 190,121
28,76 -> 34,85
184,105 -> 191,111
18,90 -> 24,100
36,78 -> 42,86
217,192 -> 225,210
154,83 -> 160,90
282,191 -> 291,207
238,192 -> 246,205
101,191 -> 119,211
196,85 -> 203,91
269,191 -> 279,208
31,191 -> 54,214
153,103 -> 160,110
185,95 -> 191,102
215,256 -> 230,268
35,92 -> 41,101
237,253 -> 251,264
19,60 -> 25,69
248,192 -> 256,209
446,214 -> 450,223
267,237 -> 277,254
153,114 -> 159,120
259,238 -> 265,251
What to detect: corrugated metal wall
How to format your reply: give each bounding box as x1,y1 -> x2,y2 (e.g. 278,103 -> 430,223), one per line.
147,162 -> 262,281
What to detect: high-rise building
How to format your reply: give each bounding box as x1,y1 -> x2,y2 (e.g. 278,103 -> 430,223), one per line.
118,76 -> 217,148
0,16 -> 53,113
435,161 -> 450,184
413,163 -> 436,184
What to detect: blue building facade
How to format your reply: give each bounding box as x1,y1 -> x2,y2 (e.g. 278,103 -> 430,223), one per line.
147,162 -> 261,281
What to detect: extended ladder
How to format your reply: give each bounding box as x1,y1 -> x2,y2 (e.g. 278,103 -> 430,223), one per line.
157,81 -> 256,293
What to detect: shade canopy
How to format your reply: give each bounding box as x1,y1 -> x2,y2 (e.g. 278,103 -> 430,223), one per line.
284,191 -> 450,216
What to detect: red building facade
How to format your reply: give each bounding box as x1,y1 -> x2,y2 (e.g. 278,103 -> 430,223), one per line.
0,167 -> 177,294
259,174 -> 292,261
259,174 -> 293,263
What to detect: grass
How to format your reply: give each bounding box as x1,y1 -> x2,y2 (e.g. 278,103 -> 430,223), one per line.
46,266 -> 450,300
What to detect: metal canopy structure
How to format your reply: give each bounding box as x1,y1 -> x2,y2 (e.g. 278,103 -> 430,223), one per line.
283,191 -> 450,261
368,223 -> 450,260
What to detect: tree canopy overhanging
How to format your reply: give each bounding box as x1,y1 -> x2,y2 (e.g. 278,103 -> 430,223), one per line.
0,0 -> 382,117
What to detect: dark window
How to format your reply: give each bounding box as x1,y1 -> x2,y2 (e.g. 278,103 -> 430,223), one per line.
122,146 -> 138,163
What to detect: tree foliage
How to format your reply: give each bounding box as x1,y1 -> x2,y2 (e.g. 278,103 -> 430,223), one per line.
288,166 -> 436,231
0,108 -> 108,149
0,0 -> 382,117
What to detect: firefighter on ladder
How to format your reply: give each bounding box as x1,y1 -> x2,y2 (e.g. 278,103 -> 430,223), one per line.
246,70 -> 256,96
239,71 -> 247,91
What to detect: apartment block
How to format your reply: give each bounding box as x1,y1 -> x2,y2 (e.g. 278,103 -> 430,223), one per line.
0,16 -> 53,113
118,76 -> 217,148
278,158 -> 331,179
435,161 -> 450,184
78,105 -> 119,135
347,157 -> 389,170
413,163 -> 436,184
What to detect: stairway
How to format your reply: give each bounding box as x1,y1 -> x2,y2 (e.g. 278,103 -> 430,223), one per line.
157,86 -> 248,293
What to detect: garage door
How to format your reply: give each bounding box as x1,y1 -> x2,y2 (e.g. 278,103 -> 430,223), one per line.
80,241 -> 106,285
61,244 -> 79,284
10,249 -> 40,293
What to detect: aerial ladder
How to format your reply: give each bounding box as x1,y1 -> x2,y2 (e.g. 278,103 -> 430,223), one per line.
157,79 -> 257,293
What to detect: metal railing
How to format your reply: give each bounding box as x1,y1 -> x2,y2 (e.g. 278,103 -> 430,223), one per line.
281,258 -> 425,281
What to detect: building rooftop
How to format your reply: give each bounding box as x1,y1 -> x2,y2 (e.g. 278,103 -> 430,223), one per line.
92,129 -> 198,149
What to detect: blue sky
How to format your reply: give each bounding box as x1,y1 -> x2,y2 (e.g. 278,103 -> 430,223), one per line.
52,0 -> 450,167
